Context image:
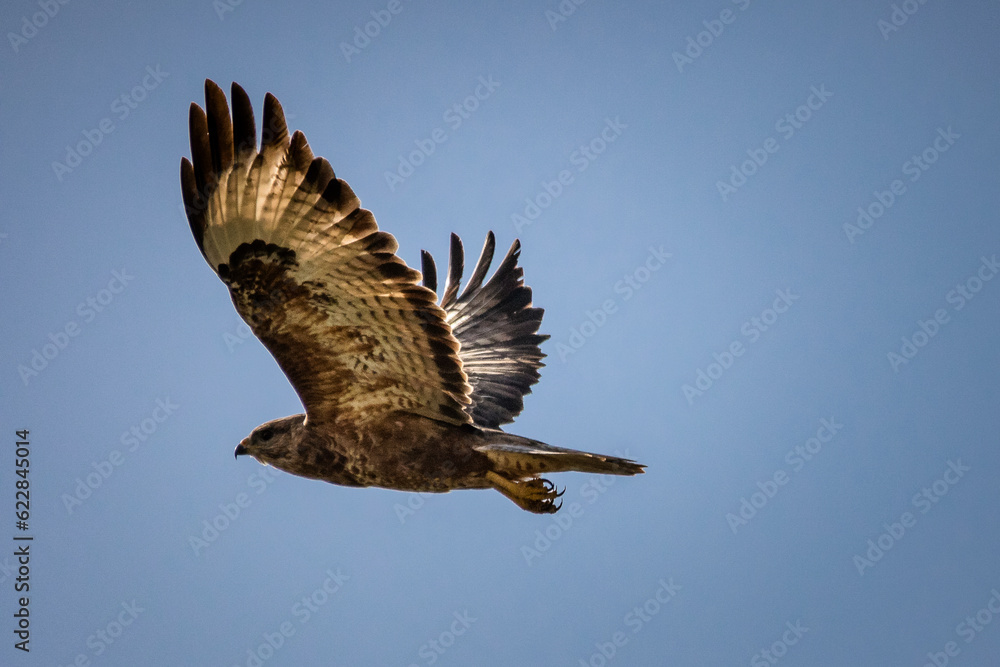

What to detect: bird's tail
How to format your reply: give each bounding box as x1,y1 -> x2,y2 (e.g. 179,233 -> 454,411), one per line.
476,431 -> 644,513
474,431 -> 645,478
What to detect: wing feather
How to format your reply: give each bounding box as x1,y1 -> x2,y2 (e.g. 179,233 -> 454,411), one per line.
420,250 -> 438,295
180,80 -> 473,427
422,233 -> 549,428
440,233 -> 463,309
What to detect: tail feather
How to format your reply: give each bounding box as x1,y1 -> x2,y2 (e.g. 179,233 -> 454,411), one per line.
474,431 -> 645,477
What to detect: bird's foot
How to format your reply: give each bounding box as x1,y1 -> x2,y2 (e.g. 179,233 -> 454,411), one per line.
487,471 -> 565,514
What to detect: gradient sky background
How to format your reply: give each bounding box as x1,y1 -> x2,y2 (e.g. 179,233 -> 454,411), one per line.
2,1 -> 999,665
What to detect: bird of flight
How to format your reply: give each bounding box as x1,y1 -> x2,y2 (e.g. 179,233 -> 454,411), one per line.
180,80 -> 644,513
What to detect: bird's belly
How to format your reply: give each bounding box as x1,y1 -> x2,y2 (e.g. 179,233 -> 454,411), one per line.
302,418 -> 492,492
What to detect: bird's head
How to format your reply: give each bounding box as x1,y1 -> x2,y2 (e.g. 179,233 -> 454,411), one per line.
235,415 -> 306,467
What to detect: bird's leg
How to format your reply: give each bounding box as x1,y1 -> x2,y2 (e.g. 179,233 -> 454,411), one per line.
486,471 -> 564,514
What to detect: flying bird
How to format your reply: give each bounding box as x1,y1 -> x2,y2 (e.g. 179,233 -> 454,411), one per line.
180,80 -> 644,513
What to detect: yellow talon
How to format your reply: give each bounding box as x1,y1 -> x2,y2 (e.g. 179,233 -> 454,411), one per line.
487,471 -> 564,514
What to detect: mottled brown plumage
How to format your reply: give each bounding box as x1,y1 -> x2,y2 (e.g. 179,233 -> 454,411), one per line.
181,80 -> 644,513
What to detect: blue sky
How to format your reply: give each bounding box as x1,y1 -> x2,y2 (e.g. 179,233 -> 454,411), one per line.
2,0 -> 999,665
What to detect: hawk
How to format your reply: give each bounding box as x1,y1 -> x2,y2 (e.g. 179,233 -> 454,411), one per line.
180,80 -> 644,513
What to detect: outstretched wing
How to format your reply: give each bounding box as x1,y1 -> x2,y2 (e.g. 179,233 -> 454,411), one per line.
421,233 -> 548,429
180,80 -> 472,427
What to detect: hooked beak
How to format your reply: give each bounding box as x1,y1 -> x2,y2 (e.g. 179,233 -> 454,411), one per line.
235,439 -> 249,459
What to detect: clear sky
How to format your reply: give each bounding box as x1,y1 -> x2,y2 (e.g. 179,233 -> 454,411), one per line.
2,1 -> 999,665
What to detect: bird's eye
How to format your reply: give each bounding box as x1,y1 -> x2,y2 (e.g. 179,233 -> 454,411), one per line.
259,428 -> 274,442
